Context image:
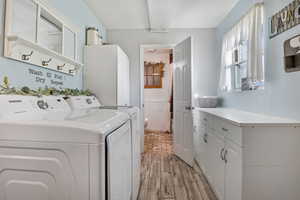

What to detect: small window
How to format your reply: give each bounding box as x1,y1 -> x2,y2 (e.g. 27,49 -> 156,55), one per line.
144,62 -> 164,88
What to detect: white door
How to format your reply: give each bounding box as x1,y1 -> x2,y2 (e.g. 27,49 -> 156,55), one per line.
173,37 -> 193,166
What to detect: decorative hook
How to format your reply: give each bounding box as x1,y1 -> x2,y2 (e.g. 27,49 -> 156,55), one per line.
57,63 -> 66,70
22,51 -> 34,61
69,68 -> 76,74
42,58 -> 52,66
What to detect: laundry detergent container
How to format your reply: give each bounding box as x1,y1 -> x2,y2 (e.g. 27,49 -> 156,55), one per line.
196,96 -> 219,108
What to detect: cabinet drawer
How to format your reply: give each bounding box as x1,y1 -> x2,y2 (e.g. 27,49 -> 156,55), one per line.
200,112 -> 212,130
213,117 -> 242,146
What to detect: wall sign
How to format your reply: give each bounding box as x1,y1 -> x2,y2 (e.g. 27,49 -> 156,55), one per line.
269,0 -> 300,38
28,68 -> 65,87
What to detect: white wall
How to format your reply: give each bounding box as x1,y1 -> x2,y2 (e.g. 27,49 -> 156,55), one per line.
216,0 -> 300,120
107,29 -> 218,108
144,51 -> 172,132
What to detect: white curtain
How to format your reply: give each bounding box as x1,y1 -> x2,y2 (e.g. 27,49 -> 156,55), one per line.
219,3 -> 264,91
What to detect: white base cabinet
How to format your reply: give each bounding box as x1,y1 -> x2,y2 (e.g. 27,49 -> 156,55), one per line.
193,108 -> 300,200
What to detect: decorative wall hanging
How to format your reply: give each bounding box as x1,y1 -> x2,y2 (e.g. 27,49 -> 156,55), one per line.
269,0 -> 300,39
284,34 -> 300,72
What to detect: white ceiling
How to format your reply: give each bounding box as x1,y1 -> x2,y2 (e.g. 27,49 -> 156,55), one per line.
84,0 -> 239,30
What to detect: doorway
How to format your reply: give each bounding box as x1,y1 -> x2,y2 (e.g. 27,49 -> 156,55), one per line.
140,38 -> 193,166
138,42 -> 217,200
143,47 -> 174,134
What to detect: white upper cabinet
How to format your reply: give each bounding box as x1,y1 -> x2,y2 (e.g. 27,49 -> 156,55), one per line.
63,27 -> 76,60
4,0 -> 82,75
38,8 -> 63,54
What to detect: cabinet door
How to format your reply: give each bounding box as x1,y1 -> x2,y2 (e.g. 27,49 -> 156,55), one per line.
192,110 -> 200,159
224,141 -> 242,200
196,126 -> 208,172
207,133 -> 225,200
10,0 -> 38,42
193,125 -> 200,158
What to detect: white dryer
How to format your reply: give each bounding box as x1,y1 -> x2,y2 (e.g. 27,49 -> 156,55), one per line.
100,106 -> 141,200
65,96 -> 133,200
0,95 -> 131,200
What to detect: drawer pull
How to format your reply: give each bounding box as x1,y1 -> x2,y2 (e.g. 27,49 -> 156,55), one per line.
203,134 -> 208,143
220,148 -> 225,161
222,127 -> 229,132
224,149 -> 228,163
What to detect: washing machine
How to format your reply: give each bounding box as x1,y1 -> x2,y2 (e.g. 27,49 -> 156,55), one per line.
0,95 -> 131,200
100,106 -> 141,200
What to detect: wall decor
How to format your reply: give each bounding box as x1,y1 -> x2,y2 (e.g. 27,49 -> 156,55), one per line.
144,62 -> 165,89
284,34 -> 300,72
269,0 -> 300,38
4,0 -> 83,75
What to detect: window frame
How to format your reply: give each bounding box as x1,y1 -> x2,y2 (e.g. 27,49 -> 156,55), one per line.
220,3 -> 265,93
144,62 -> 164,89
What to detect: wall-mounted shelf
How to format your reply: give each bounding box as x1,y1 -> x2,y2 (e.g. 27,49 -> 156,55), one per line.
7,35 -> 83,68
4,0 -> 82,76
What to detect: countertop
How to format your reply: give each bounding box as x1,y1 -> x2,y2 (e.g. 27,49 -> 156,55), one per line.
195,107 -> 300,127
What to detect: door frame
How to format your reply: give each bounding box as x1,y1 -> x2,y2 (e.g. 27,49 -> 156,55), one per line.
139,44 -> 175,152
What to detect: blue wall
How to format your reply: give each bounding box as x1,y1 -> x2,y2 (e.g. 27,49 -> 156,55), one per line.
0,0 -> 106,90
216,0 -> 300,120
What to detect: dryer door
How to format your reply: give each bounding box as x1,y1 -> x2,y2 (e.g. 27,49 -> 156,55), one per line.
106,121 -> 132,200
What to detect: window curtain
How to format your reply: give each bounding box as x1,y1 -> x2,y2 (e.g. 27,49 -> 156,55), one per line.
219,3 -> 264,91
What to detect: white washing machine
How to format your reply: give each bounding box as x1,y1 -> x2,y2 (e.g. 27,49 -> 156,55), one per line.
100,106 -> 141,200
0,95 -> 132,200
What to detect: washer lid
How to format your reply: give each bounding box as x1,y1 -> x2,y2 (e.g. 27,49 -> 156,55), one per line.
67,109 -> 129,134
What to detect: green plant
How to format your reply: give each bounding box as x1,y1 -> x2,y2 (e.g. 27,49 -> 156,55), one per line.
0,77 -> 94,97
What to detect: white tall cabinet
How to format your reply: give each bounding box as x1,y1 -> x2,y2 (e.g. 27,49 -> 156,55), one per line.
193,108 -> 300,200
85,45 -> 130,106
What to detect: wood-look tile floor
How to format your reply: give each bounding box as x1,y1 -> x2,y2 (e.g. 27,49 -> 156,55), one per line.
138,131 -> 217,200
